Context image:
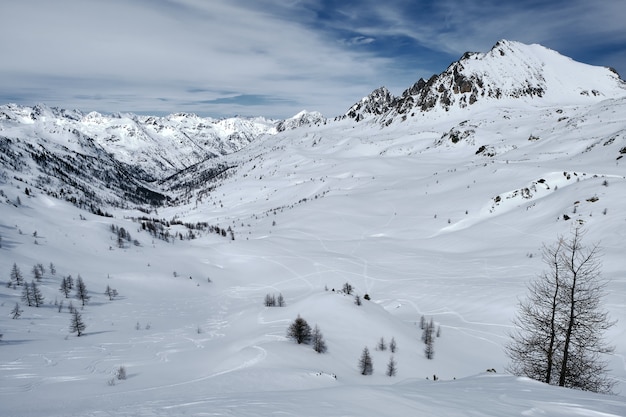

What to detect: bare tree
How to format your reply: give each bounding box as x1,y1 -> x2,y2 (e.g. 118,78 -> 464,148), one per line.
506,226 -> 616,393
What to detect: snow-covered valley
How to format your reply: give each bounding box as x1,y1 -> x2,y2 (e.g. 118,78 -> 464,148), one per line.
1,41 -> 626,416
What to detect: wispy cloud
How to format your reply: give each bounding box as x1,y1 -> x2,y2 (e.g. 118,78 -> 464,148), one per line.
0,0 -> 623,118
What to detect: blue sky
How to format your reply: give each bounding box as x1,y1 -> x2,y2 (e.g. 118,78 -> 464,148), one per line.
1,0 -> 624,118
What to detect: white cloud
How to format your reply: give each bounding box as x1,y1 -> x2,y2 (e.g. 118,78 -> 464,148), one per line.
0,0 -> 393,117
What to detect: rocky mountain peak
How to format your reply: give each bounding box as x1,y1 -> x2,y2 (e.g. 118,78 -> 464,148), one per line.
343,40 -> 626,124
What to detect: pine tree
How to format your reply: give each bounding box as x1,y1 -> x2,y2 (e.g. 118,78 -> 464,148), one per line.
32,264 -> 43,281
389,337 -> 397,353
31,280 -> 45,307
69,310 -> 86,336
377,336 -> 387,351
49,262 -> 56,275
104,285 -> 118,301
9,263 -> 24,288
11,302 -> 23,319
287,315 -> 312,344
59,277 -> 71,298
21,282 -> 33,307
386,356 -> 397,377
264,293 -> 276,307
354,294 -> 362,306
277,293 -> 285,307
424,319 -> 435,360
358,347 -> 373,375
75,275 -> 90,306
311,324 -> 327,353
66,274 -> 74,290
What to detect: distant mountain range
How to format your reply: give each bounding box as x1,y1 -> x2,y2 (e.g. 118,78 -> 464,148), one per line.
1,40 -> 624,211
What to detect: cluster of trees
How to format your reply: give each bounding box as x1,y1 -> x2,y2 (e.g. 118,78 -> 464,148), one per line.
286,315 -> 400,377
110,224 -> 138,248
420,316 -> 440,360
8,262 -> 56,288
358,344 -> 397,377
132,217 -> 235,243
506,227 -> 616,393
59,274 -> 90,306
7,262 -> 121,338
264,293 -> 285,307
286,315 -> 327,353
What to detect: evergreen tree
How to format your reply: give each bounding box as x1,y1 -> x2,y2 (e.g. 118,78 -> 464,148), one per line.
66,274 -> 74,290
59,277 -> 71,298
264,293 -> 276,307
49,262 -> 56,275
75,275 -> 90,306
354,294 -> 362,306
311,324 -> 327,353
358,347 -> 373,375
377,336 -> 387,351
277,293 -> 285,307
9,263 -> 24,288
11,302 -> 23,319
287,315 -> 312,344
31,280 -> 45,307
104,285 -> 118,301
69,310 -> 86,336
21,282 -> 33,307
389,337 -> 397,353
424,319 -> 435,360
386,356 -> 397,377
32,264 -> 43,281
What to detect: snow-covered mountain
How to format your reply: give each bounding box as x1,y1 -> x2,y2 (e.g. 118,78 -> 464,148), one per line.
276,110 -> 327,131
1,41 -> 626,417
345,40 -> 626,123
0,103 -> 279,209
0,103 -> 277,175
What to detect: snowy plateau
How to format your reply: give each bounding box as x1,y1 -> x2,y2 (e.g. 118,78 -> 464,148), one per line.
1,40 -> 626,416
